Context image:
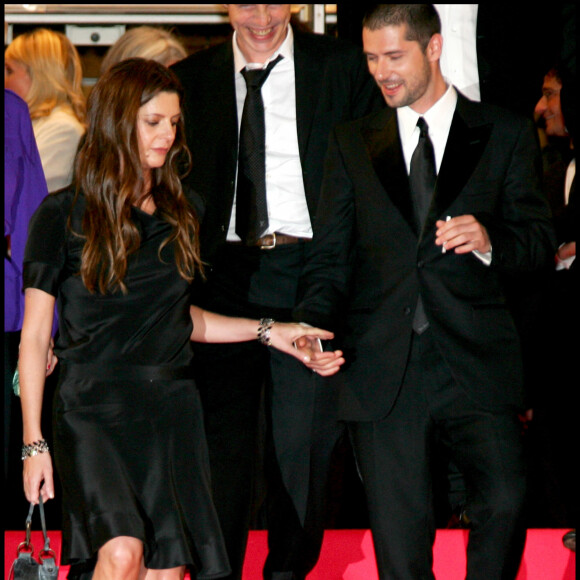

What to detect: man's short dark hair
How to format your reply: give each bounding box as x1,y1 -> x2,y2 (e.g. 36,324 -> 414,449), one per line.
546,66 -> 563,85
363,4 -> 441,51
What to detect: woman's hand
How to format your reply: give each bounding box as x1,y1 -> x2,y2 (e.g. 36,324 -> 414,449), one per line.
269,323 -> 345,377
23,453 -> 54,504
46,337 -> 58,377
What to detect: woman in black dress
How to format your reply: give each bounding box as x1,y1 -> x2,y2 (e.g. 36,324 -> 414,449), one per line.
18,58 -> 343,580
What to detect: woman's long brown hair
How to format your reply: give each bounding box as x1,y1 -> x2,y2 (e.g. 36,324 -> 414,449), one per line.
73,58 -> 202,294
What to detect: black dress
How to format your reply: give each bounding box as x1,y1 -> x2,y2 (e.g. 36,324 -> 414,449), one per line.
23,188 -> 230,578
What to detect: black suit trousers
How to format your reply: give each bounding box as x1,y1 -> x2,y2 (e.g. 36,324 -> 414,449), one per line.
349,329 -> 527,580
193,242 -> 343,580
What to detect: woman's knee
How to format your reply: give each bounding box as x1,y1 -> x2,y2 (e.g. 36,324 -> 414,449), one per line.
98,536 -> 144,577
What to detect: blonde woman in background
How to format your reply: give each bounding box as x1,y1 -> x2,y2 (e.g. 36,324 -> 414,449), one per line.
101,25 -> 188,73
5,28 -> 86,192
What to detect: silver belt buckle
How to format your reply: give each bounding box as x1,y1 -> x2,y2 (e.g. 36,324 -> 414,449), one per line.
260,232 -> 277,250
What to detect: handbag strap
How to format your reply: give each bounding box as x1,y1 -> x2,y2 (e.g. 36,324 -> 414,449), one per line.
37,495 -> 52,554
25,495 -> 52,555
24,501 -> 34,551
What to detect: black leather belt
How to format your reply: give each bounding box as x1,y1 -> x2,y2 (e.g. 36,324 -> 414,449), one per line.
229,232 -> 311,250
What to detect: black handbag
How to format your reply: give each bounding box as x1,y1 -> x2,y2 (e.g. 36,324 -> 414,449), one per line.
9,496 -> 59,580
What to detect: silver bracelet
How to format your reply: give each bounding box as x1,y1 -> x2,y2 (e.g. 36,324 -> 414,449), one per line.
22,439 -> 50,461
258,318 -> 275,346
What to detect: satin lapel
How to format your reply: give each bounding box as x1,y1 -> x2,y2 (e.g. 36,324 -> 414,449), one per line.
362,110 -> 417,235
293,36 -> 319,162
220,44 -> 240,150
426,109 -> 493,230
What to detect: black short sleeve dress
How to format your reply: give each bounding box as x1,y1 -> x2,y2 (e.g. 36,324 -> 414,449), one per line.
23,188 -> 230,578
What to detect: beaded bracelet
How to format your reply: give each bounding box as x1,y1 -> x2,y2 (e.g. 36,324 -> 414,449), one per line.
22,439 -> 50,461
258,318 -> 275,346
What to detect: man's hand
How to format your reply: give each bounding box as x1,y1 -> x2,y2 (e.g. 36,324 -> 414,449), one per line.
435,215 -> 491,255
293,335 -> 345,377
556,241 -> 576,261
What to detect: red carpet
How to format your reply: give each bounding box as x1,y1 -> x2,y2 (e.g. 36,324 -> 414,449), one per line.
5,529 -> 575,579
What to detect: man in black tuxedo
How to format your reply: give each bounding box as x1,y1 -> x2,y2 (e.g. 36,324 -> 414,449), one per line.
295,5 -> 556,579
171,5 -> 381,579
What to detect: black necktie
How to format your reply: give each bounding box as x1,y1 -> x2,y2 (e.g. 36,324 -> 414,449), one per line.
409,117 -> 436,230
235,55 -> 282,244
409,117 -> 436,334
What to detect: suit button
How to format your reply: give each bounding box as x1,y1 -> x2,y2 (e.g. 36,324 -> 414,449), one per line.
417,260 -> 425,268
404,306 -> 412,316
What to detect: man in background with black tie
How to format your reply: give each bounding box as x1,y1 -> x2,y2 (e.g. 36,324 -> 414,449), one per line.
294,5 -> 556,579
171,5 -> 381,579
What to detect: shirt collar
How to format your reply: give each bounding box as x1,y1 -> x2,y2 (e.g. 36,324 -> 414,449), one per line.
233,25 -> 294,73
397,83 -> 457,142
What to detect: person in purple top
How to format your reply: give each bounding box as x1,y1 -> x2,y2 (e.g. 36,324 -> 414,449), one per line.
4,88 -> 50,507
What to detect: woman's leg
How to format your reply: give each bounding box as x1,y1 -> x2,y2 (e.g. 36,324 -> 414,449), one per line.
144,567 -> 186,580
93,536 -> 145,580
92,535 -> 186,580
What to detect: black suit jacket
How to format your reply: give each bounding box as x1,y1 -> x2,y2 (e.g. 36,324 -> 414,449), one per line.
172,29 -> 383,267
295,93 -> 556,421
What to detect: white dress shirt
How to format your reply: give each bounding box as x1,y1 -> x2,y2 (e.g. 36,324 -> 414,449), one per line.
564,158 -> 575,206
397,83 -> 457,174
435,4 -> 480,101
398,84 -> 491,264
556,158 -> 576,270
228,26 -> 312,241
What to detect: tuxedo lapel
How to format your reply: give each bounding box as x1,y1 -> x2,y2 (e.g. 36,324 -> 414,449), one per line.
220,44 -> 240,149
362,109 -> 417,235
427,102 -> 492,230
293,35 -> 320,162
361,98 -> 493,240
